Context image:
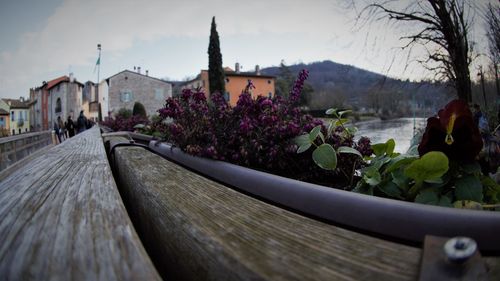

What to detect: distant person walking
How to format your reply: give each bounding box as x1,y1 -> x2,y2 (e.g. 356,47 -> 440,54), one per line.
66,116 -> 75,137
53,120 -> 61,144
77,111 -> 87,134
57,116 -> 65,141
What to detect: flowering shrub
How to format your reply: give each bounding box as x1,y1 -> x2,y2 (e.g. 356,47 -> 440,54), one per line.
157,70 -> 371,185
101,111 -> 149,132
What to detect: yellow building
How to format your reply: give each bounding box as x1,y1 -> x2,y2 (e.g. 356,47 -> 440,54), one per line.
184,64 -> 276,107
1,98 -> 31,135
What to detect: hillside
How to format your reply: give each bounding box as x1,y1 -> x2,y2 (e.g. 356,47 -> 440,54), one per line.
261,60 -> 454,117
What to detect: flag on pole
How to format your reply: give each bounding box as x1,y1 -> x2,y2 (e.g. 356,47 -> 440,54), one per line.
93,57 -> 100,73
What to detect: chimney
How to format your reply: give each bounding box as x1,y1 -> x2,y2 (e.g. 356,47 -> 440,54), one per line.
235,62 -> 240,73
146,70 -> 149,76
69,72 -> 75,82
138,66 -> 141,74
134,66 -> 137,71
255,65 -> 260,75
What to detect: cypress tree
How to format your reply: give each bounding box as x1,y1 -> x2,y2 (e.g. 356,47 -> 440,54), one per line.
208,16 -> 225,95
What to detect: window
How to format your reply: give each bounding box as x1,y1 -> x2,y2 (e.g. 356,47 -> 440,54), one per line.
155,88 -> 164,101
0,117 -> 4,126
11,111 -> 14,122
267,80 -> 271,84
120,90 -> 133,102
224,92 -> 230,102
225,78 -> 230,83
55,98 -> 62,113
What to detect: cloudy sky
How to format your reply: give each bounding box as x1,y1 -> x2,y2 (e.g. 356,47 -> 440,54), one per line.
0,0 -> 496,99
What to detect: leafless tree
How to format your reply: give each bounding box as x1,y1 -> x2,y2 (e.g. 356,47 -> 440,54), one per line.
362,0 -> 474,102
485,3 -> 500,99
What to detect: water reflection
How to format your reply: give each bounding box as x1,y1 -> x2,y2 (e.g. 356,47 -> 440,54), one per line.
354,118 -> 427,153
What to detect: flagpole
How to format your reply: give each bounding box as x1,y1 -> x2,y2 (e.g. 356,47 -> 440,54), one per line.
97,43 -> 101,85
96,43 -> 101,122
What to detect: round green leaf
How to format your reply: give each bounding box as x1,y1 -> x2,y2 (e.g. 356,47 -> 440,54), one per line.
325,108 -> 337,115
415,190 -> 439,205
385,139 -> 395,156
371,143 -> 387,157
309,125 -> 322,142
455,175 -> 483,202
404,151 -> 449,183
312,143 -> 337,170
338,146 -> 362,158
294,134 -> 310,147
297,143 -> 312,154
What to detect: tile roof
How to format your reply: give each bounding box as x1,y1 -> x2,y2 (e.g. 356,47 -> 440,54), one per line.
1,98 -> 30,109
0,108 -> 9,115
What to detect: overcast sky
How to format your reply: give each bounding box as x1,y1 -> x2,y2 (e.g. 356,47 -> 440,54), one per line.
0,0 -> 497,100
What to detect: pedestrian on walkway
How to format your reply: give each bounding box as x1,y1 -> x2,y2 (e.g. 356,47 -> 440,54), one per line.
77,111 -> 87,134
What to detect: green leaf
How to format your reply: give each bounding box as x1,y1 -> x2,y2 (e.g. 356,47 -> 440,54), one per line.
453,200 -> 483,210
438,195 -> 453,207
297,143 -> 312,154
338,146 -> 363,158
455,175 -> 483,202
133,124 -> 146,129
385,155 -> 417,174
309,126 -> 322,142
371,143 -> 387,157
294,134 -> 310,147
318,131 -> 325,143
482,176 -> 500,203
325,108 -> 337,115
353,182 -> 374,195
385,139 -> 395,156
363,166 -> 381,186
378,181 -> 403,199
334,118 -> 349,127
327,121 -> 335,137
391,169 -> 409,192
346,126 -> 358,136
338,110 -> 352,117
312,144 -> 337,170
415,190 -> 439,205
404,151 -> 449,183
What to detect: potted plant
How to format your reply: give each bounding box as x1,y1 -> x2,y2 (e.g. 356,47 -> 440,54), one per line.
119,71 -> 500,252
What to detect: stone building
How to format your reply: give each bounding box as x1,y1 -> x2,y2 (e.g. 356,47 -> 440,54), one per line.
30,74 -> 84,131
106,69 -> 172,117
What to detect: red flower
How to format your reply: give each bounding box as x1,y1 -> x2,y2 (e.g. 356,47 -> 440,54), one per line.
418,100 -> 483,162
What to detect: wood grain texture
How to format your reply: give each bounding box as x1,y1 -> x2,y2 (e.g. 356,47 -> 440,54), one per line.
0,127 -> 161,281
114,146 -> 428,281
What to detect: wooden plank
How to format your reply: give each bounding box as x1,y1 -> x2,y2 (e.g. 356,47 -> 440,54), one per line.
114,145 -> 425,281
0,127 -> 161,281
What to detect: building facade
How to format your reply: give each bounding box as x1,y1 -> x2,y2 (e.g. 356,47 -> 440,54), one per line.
106,70 -> 172,117
1,98 -> 30,135
184,64 -> 276,106
30,75 -> 84,131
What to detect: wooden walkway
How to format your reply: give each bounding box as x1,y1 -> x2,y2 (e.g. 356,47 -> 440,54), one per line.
0,127 -> 160,280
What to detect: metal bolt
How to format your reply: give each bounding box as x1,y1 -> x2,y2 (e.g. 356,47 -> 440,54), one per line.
444,237 -> 477,264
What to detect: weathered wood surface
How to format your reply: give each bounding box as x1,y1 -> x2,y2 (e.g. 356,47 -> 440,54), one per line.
0,127 -> 161,281
113,145 -> 434,281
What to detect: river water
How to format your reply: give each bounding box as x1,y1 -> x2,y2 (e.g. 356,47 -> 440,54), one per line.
353,117 -> 428,153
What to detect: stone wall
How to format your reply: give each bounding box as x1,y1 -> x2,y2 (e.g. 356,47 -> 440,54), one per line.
108,70 -> 172,117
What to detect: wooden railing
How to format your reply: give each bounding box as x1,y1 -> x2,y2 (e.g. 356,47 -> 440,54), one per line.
0,127 -> 161,280
0,130 -> 53,172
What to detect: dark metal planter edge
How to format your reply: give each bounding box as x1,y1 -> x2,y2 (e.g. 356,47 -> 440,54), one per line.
147,140 -> 500,253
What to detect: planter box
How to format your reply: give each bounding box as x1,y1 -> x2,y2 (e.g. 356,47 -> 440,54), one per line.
148,140 -> 500,253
